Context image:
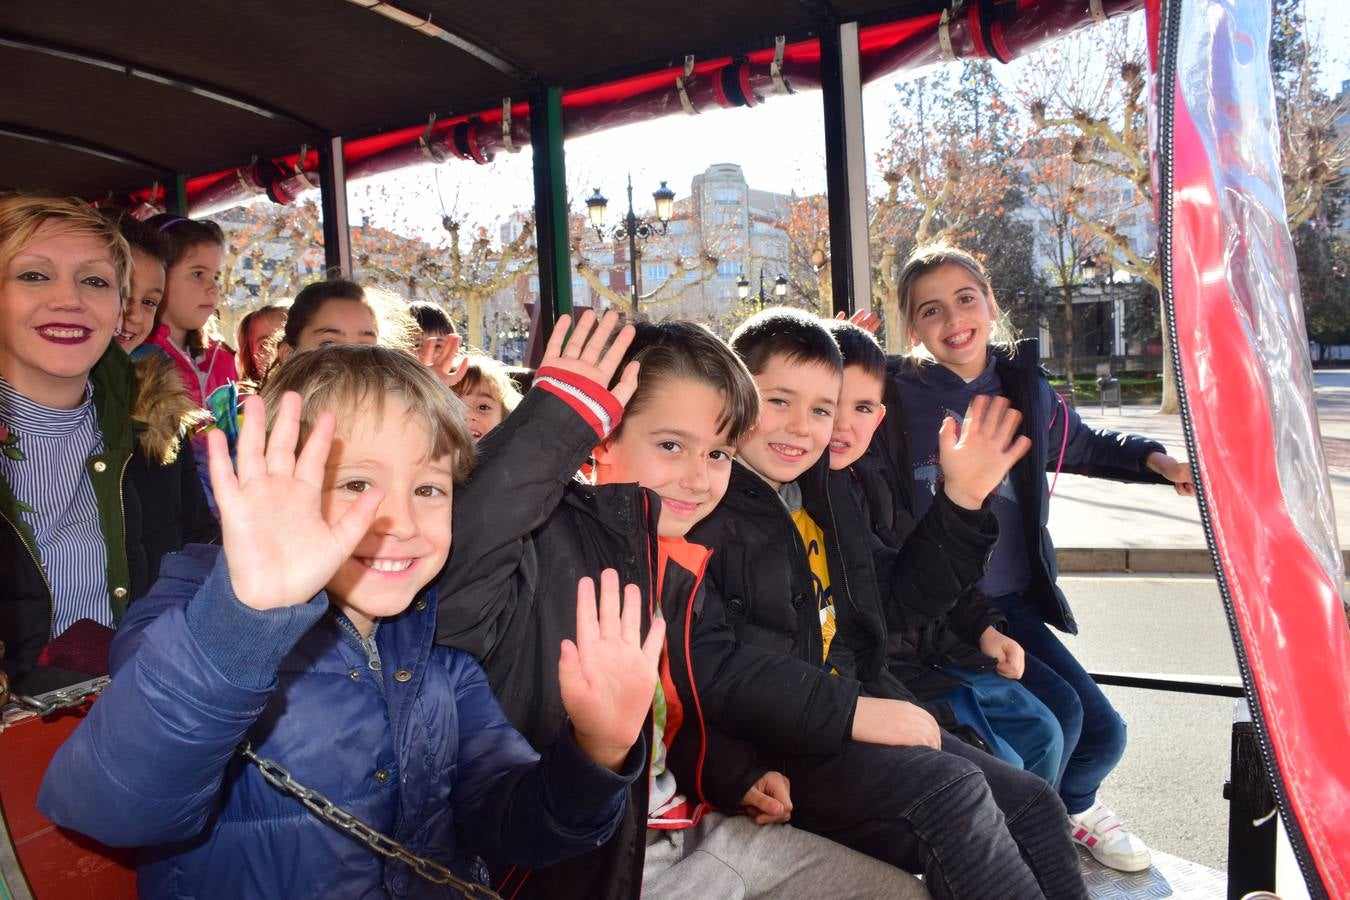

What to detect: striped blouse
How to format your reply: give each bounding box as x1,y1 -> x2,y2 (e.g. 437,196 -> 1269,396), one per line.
0,377 -> 112,636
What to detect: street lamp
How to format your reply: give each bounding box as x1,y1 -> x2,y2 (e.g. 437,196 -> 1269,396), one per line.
585,175 -> 675,314
1081,256 -> 1098,283
737,265 -> 789,308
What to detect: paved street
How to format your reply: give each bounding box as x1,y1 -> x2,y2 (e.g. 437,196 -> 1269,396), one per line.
1038,371 -> 1350,887
1057,574 -> 1238,873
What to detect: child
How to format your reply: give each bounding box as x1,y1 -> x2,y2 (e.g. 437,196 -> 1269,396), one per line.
270,278 -> 412,368
201,280 -> 423,496
235,303 -> 288,384
825,319 -> 1063,784
436,312 -> 929,899
265,279 -> 470,388
38,344 -> 657,898
0,195 -> 215,696
143,214 -> 237,406
106,212 -> 166,355
451,353 -> 522,442
686,307 -> 1086,899
410,300 -> 455,359
884,243 -> 1194,872
109,211 -> 221,583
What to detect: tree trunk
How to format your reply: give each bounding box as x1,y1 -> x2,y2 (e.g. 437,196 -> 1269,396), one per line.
817,263 -> 834,321
465,293 -> 487,351
880,281 -> 904,353
1158,300 -> 1180,413
1061,285 -> 1076,399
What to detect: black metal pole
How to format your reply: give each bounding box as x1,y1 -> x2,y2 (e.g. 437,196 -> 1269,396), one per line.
817,20 -> 870,317
317,136 -> 352,277
626,176 -> 640,316
528,86 -> 569,367
1226,699 -> 1278,899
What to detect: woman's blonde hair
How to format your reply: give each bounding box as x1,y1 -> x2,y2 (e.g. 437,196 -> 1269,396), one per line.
895,243 -> 1017,358
0,194 -> 132,300
451,353 -> 523,413
260,344 -> 475,481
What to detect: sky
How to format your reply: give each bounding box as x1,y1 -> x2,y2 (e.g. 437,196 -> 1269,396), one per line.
348,2 -> 1349,246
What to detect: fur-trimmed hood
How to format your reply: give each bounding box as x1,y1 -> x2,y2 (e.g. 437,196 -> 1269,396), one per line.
130,351 -> 212,466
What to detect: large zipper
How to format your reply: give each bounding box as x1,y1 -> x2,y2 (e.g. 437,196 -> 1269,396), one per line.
822,481 -> 863,667
114,452 -> 131,613
1155,0 -> 1322,894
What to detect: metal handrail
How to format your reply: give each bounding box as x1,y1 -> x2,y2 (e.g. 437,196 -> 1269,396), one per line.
1088,670 -> 1245,698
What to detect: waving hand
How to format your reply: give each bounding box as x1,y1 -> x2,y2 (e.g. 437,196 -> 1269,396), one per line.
206,392 -> 382,612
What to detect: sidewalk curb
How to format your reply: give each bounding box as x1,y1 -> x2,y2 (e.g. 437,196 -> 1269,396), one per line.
1057,548 -> 1214,574
1058,547 -> 1350,574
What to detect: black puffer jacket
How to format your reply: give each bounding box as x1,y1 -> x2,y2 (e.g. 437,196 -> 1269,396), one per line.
0,347 -> 217,696
436,377 -> 858,900
688,457 -> 998,711
879,341 -> 1169,634
809,448 -> 1006,700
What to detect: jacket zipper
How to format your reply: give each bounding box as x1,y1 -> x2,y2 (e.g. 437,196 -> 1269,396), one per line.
162,334 -> 212,403
1153,0 -> 1320,892
114,452 -> 131,612
821,483 -> 863,666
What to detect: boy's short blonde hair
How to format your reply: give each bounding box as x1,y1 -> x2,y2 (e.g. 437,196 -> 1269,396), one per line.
452,353 -> 524,413
0,194 -> 132,300
260,344 -> 475,481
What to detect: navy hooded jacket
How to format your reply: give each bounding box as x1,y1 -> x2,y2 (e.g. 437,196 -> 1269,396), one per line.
38,545 -> 640,899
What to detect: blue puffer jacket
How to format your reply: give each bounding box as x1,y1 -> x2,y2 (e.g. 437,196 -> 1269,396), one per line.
38,545 -> 640,899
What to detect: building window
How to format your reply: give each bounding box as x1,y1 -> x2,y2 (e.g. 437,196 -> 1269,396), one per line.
716,260 -> 740,277
713,188 -> 741,204
644,264 -> 671,282
528,276 -> 539,293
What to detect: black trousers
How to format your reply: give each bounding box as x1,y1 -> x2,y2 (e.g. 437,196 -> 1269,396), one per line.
779,732 -> 1087,900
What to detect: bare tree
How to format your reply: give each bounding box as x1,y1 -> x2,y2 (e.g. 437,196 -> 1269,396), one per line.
1019,17 -> 1180,409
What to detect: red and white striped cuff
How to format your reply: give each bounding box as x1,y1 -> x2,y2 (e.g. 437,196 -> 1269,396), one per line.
533,366 -> 624,439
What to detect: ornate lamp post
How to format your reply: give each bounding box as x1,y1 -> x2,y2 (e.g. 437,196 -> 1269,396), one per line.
737,266 -> 789,308
586,175 -> 675,314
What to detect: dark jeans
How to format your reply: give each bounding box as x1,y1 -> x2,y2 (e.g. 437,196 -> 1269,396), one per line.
933,667 -> 1065,784
991,592 -> 1128,815
780,733 -> 1086,900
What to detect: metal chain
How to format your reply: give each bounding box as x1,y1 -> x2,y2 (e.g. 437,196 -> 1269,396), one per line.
239,743 -> 501,899
12,676 -> 110,717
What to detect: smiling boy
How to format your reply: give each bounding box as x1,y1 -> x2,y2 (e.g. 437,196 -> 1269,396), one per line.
40,345 -> 657,898
825,320 -> 1064,784
686,307 -> 1087,899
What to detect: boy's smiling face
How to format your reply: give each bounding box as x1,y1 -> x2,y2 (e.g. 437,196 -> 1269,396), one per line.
321,399 -> 455,634
737,353 -> 840,489
593,377 -> 737,538
114,249 -> 164,353
829,365 -> 887,470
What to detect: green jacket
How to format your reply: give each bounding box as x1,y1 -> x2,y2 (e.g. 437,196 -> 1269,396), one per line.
1,345 -> 217,695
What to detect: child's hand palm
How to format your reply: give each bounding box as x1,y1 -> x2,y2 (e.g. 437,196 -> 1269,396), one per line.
558,570 -> 665,770
538,309 -> 640,406
940,394 -> 1033,510
207,393 -> 382,612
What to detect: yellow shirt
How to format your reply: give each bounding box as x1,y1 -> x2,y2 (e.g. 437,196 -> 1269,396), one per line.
790,507 -> 836,664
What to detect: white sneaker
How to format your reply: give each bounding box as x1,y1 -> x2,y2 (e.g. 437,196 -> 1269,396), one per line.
1068,802 -> 1153,872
